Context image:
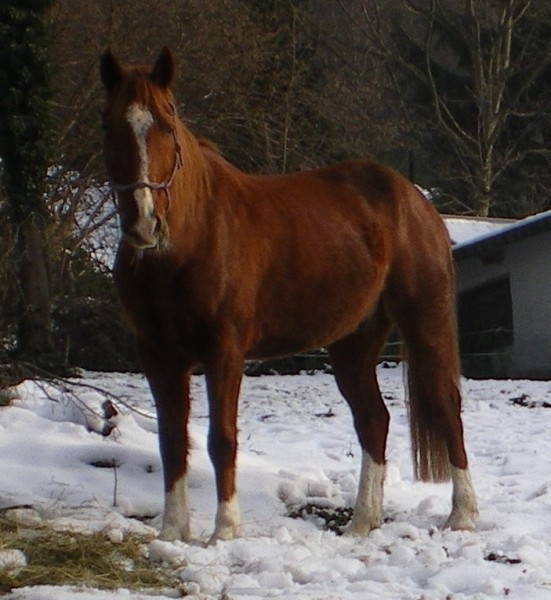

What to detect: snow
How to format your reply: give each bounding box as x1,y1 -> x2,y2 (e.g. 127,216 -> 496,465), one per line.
1,366 -> 550,599
443,216 -> 512,246
74,185 -> 119,271
451,209 -> 551,252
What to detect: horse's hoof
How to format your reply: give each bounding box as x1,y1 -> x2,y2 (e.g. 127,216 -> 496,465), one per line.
343,516 -> 380,538
158,524 -> 191,543
209,497 -> 241,544
443,509 -> 478,532
207,526 -> 240,545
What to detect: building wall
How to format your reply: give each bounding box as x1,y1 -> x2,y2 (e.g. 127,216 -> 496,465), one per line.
455,229 -> 551,379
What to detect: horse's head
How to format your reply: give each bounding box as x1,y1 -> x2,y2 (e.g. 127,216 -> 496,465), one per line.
100,48 -> 182,250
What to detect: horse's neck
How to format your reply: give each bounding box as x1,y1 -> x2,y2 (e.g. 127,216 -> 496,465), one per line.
167,125 -> 257,264
178,122 -> 211,191
166,127 -> 212,253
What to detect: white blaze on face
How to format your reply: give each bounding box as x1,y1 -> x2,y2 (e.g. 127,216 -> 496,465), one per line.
125,103 -> 155,219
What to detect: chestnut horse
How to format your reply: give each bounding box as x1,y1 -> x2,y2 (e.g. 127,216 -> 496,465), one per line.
100,48 -> 478,542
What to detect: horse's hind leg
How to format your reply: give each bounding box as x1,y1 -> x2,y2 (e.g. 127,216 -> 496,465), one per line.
389,285 -> 478,531
328,307 -> 392,535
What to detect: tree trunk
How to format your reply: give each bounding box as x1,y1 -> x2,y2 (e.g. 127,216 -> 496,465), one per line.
16,215 -> 53,364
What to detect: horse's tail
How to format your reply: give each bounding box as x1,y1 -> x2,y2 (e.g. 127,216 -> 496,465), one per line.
402,326 -> 462,483
386,178 -> 465,483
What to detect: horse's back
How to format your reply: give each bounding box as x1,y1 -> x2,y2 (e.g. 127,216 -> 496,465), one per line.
238,158 -> 450,285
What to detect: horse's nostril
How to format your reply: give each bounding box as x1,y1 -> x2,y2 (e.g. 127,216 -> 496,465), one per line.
122,224 -> 141,244
120,222 -> 132,237
120,219 -> 158,249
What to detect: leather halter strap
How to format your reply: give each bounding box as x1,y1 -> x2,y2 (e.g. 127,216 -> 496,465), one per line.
110,103 -> 183,211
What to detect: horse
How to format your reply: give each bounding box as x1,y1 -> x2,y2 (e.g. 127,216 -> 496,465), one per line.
100,48 -> 478,543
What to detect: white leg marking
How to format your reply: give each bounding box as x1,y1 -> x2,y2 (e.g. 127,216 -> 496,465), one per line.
209,495 -> 241,543
345,452 -> 386,536
158,475 -> 191,541
126,103 -> 155,219
444,466 -> 478,531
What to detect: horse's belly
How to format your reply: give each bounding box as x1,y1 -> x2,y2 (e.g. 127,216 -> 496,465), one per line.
247,274 -> 381,359
247,314 -> 366,359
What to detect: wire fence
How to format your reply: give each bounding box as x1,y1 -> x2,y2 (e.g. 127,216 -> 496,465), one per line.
242,327 -> 514,376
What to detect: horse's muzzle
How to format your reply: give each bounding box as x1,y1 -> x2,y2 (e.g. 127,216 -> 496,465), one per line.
120,217 -> 159,249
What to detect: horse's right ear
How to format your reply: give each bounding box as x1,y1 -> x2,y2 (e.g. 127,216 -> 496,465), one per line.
150,47 -> 175,89
100,49 -> 123,92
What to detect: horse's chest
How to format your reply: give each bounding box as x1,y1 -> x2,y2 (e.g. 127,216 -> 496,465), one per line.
115,261 -> 211,354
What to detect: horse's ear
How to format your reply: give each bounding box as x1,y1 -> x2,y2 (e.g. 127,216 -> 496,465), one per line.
150,47 -> 175,89
100,49 -> 123,93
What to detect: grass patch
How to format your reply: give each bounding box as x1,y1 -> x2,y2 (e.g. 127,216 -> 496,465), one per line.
0,515 -> 184,595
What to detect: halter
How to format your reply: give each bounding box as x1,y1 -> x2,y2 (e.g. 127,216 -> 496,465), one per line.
110,103 -> 183,212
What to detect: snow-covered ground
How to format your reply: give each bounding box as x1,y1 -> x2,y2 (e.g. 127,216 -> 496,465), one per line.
1,365 -> 550,599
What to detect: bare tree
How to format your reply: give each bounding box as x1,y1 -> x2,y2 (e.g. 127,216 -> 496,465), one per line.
338,0 -> 551,216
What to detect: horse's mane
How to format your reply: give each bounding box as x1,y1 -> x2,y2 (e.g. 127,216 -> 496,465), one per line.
196,137 -> 246,189
198,138 -> 220,153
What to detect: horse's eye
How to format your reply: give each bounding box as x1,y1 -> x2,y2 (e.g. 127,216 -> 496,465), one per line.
153,115 -> 172,135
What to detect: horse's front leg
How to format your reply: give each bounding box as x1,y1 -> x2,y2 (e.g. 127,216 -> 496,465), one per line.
204,348 -> 244,542
141,350 -> 192,541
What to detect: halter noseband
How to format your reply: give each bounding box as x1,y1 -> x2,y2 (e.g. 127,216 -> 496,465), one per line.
110,103 -> 183,212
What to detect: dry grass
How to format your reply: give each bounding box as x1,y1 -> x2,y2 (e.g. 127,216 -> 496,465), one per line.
0,515 -> 185,596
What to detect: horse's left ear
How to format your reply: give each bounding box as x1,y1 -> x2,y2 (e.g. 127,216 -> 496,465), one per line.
150,47 -> 175,89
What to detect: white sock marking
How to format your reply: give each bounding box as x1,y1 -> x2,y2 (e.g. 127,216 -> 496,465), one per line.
445,466 -> 478,530
210,495 -> 241,543
158,475 -> 191,541
346,451 -> 385,536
